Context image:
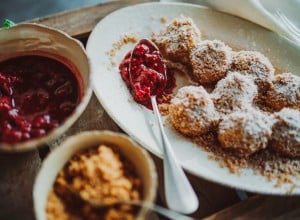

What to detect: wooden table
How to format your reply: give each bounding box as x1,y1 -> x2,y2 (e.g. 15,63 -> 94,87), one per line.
1,1 -> 300,219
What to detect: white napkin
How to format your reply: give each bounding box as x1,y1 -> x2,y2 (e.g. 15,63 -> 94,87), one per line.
160,0 -> 300,45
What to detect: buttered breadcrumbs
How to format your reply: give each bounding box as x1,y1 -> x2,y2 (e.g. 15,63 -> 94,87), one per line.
169,85 -> 219,136
191,132 -> 300,189
152,15 -> 201,65
46,145 -> 142,220
190,40 -> 232,84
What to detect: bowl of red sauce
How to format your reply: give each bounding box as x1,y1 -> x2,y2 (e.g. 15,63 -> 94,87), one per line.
0,23 -> 92,152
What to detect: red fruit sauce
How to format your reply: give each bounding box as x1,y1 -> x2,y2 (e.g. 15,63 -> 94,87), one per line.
119,39 -> 175,109
0,55 -> 81,144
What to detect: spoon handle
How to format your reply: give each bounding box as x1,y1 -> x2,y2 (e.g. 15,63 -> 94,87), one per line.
150,96 -> 199,214
63,184 -> 195,220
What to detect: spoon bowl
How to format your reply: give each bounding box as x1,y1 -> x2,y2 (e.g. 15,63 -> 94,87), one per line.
129,38 -> 168,107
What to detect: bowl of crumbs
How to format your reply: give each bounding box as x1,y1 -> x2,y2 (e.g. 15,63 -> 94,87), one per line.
0,23 -> 92,152
33,130 -> 157,220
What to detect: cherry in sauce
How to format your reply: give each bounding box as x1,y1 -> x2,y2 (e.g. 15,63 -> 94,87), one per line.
119,39 -> 175,109
0,55 -> 80,144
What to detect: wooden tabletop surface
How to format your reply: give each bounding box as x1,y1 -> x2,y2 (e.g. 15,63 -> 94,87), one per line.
0,0 -> 299,219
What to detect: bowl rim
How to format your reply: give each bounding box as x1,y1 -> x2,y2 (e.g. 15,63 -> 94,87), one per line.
33,130 -> 158,220
0,23 -> 93,152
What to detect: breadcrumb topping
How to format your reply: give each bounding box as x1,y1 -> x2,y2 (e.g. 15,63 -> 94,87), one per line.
190,40 -> 232,84
218,109 -> 274,156
266,72 -> 300,111
231,50 -> 274,92
211,71 -> 258,115
152,15 -> 201,65
270,108 -> 300,158
46,145 -> 141,220
169,85 -> 219,136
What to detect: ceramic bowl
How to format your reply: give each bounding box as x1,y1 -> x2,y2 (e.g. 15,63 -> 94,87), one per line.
33,130 -> 158,220
0,23 -> 92,152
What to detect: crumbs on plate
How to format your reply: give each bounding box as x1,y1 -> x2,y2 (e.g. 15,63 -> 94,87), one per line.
108,33 -> 138,57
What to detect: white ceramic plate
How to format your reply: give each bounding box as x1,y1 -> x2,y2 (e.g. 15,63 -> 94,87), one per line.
86,2 -> 300,195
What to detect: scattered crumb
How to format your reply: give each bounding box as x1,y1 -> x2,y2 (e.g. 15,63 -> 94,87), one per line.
111,60 -> 116,66
160,16 -> 167,23
192,132 -> 300,189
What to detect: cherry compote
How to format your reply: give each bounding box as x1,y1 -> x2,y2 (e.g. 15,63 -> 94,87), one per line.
119,39 -> 175,109
0,55 -> 80,144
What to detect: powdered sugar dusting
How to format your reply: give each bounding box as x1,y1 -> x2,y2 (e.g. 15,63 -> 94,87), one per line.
218,109 -> 275,156
270,108 -> 300,158
169,85 -> 220,136
231,50 -> 275,86
266,72 -> 300,111
190,40 -> 232,84
152,15 -> 201,65
211,71 -> 258,115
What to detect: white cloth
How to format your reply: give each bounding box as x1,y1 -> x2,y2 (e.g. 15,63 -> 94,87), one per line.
161,0 -> 300,44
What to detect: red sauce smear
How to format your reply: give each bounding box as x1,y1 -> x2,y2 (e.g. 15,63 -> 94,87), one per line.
0,55 -> 80,144
119,39 -> 175,109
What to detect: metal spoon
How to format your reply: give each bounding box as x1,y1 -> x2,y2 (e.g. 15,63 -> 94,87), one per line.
130,39 -> 199,214
150,96 -> 199,214
63,185 -> 195,220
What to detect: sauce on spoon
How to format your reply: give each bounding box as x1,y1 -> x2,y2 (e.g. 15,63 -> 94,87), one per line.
119,39 -> 175,109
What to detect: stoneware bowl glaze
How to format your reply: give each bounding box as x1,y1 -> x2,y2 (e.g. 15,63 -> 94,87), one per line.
33,130 -> 158,220
0,23 -> 92,152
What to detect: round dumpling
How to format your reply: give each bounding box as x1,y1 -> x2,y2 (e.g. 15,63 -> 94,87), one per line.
265,72 -> 300,111
218,109 -> 274,157
190,40 -> 232,84
169,85 -> 219,136
152,15 -> 201,65
231,51 -> 274,93
211,71 -> 258,115
270,108 -> 300,158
